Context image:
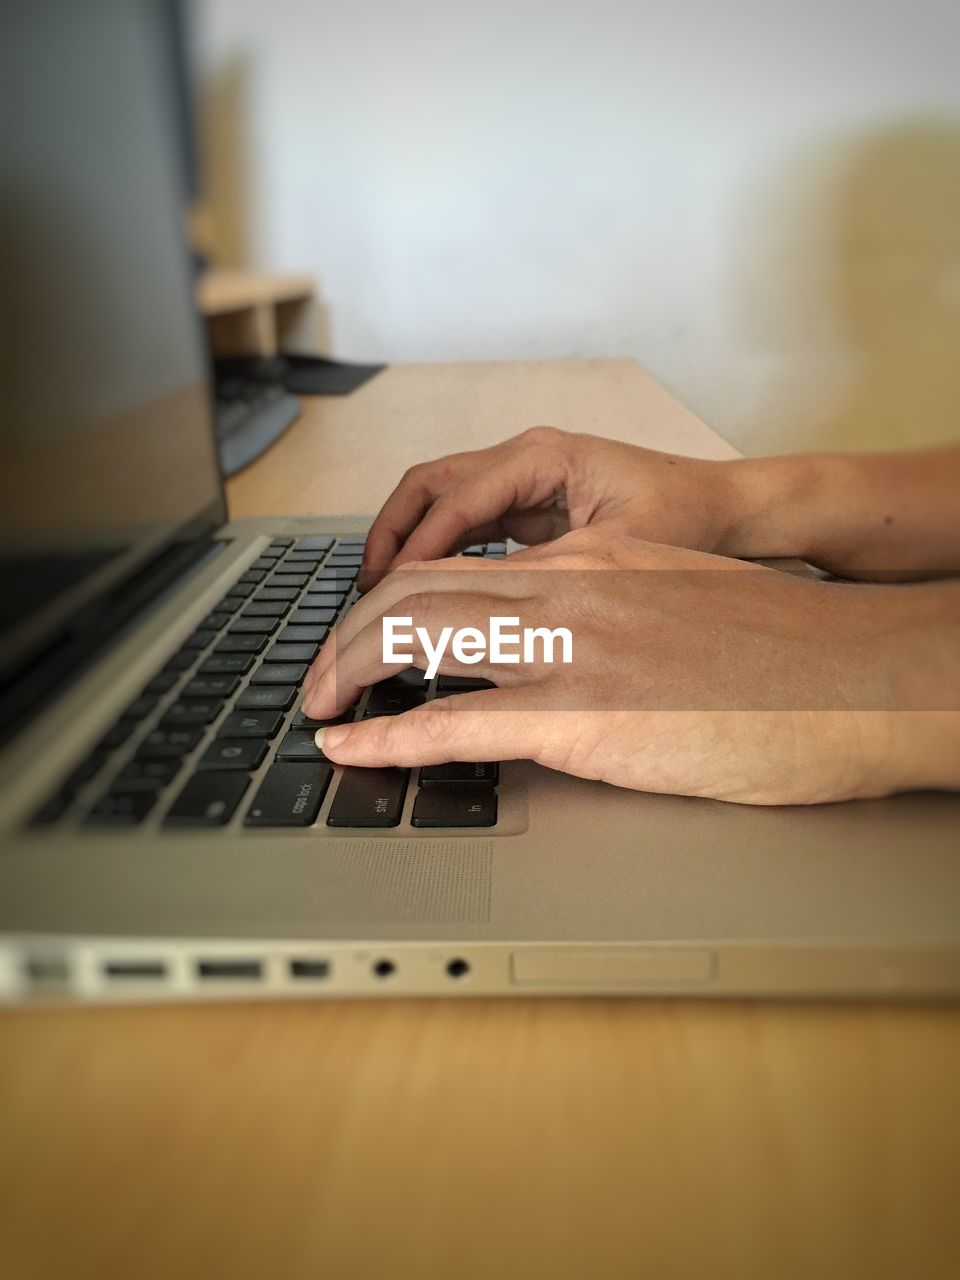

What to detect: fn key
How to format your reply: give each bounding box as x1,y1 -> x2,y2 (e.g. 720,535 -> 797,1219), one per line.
411,786 -> 497,827
326,767 -> 408,828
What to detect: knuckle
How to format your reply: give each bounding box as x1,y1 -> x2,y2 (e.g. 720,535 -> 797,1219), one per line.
415,699 -> 458,746
360,713 -> 395,753
432,494 -> 470,527
391,590 -> 429,616
433,457 -> 462,486
519,424 -> 563,447
565,525 -> 604,550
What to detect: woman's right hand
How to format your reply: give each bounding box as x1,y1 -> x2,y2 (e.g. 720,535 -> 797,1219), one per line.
360,426 -> 739,588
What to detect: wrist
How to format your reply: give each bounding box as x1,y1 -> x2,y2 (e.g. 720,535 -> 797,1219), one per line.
713,452 -> 850,564
856,712 -> 960,796
852,581 -> 960,795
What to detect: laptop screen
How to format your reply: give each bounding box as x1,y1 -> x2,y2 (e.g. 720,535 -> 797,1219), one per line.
0,1 -> 225,731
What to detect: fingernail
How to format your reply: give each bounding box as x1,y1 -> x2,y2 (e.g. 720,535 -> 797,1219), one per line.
315,725 -> 350,753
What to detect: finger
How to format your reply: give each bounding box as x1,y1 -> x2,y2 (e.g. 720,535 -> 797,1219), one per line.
361,457 -> 474,588
316,686 -> 544,768
303,589 -> 533,720
386,454 -> 566,575
304,556 -> 528,693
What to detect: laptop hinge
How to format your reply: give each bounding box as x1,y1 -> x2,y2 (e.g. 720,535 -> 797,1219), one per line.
0,539 -> 228,746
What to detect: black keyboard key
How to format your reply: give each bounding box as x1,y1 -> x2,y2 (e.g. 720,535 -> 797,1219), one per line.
182,676 -> 239,700
200,612 -> 233,632
382,669 -> 431,690
289,608 -> 337,626
435,675 -> 495,692
245,763 -> 332,827
419,761 -> 499,786
183,629 -> 217,651
292,708 -> 354,729
276,729 -> 329,762
269,537 -> 294,548
251,662 -> 309,685
411,786 -> 497,828
327,768 -> 408,828
161,700 -> 221,727
199,653 -> 255,676
97,721 -> 135,751
365,685 -> 425,716
224,582 -> 256,600
138,728 -> 203,759
485,542 -> 507,556
121,694 -> 158,721
260,545 -> 285,559
284,549 -> 327,563
236,685 -> 297,710
294,536 -> 334,552
164,773 -> 249,827
164,651 -> 198,672
278,625 -> 328,645
64,753 -> 108,792
336,535 -> 367,547
30,791 -> 72,826
238,570 -> 266,585
270,572 -> 311,588
215,595 -> 246,614
313,567 -> 356,582
144,670 -> 180,695
84,791 -> 157,826
301,592 -> 346,610
250,557 -> 277,571
113,759 -> 181,791
266,642 -> 319,663
214,634 -> 268,655
197,739 -> 268,771
229,617 -> 279,635
219,710 -> 284,738
31,751 -> 108,824
325,554 -> 363,567
255,586 -> 300,602
242,601 -> 290,618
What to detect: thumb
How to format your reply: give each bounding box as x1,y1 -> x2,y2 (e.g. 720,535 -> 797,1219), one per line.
316,688 -> 541,768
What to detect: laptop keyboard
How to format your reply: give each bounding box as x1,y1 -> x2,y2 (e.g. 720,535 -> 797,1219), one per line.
28,535 -> 508,833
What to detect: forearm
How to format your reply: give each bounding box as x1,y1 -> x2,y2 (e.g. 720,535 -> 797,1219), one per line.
714,448 -> 960,580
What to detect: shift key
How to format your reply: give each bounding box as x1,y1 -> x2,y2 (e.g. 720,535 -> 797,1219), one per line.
326,767 -> 408,828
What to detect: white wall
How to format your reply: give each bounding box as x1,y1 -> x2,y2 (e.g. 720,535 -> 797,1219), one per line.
197,0 -> 960,455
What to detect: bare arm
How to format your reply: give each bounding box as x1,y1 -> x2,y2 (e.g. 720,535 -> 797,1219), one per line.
359,429 -> 960,587
719,447 -> 960,580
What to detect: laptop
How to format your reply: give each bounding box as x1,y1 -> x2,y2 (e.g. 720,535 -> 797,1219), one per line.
2,0 -> 958,1004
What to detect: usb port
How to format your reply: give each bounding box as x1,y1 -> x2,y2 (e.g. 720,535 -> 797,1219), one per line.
196,958 -> 263,980
289,958 -> 330,980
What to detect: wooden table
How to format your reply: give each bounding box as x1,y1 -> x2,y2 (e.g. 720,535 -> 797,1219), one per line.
1,361 -> 957,1280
